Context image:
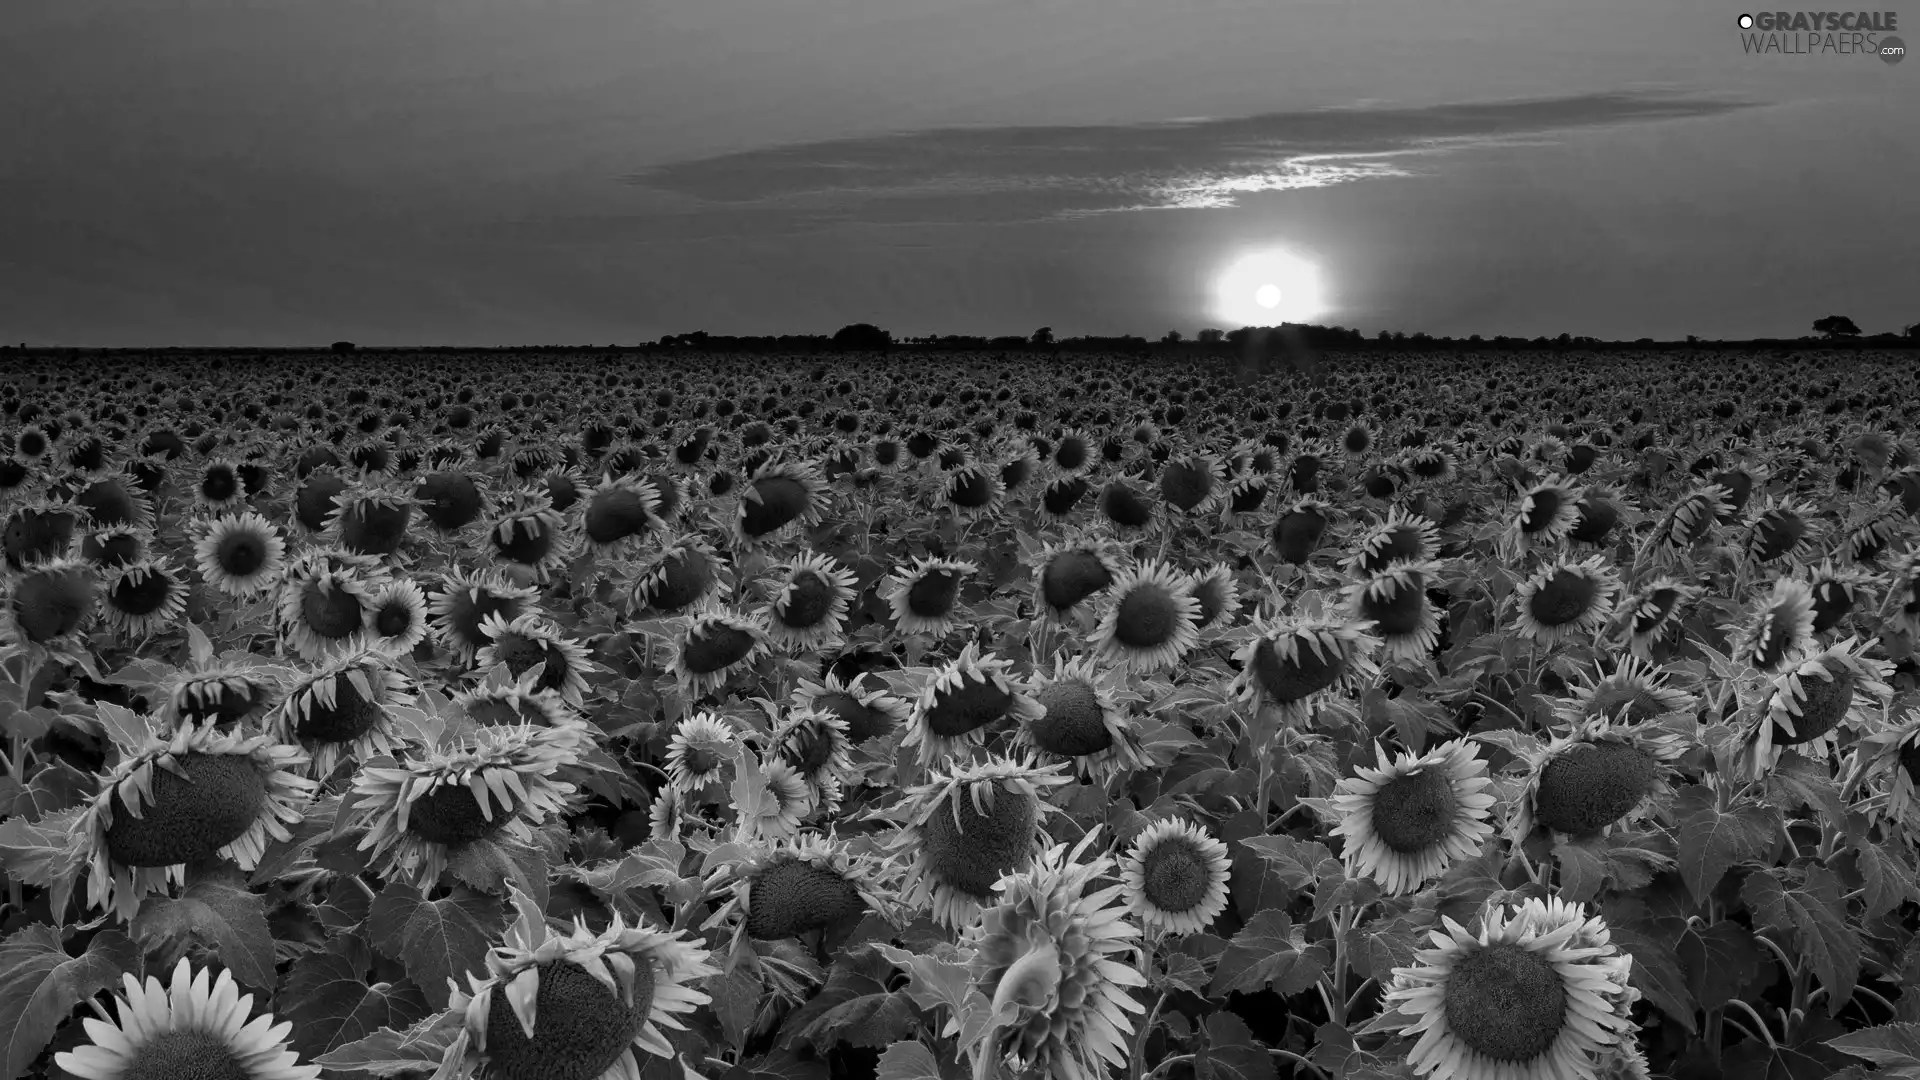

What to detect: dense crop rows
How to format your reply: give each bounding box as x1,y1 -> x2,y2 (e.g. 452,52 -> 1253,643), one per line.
2,349 -> 1919,1080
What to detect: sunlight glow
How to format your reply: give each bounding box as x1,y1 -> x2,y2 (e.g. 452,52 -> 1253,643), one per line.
1215,249 -> 1325,326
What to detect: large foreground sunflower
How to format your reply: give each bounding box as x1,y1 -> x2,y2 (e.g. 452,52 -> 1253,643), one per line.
1385,896 -> 1641,1080
442,889 -> 717,1080
1329,739 -> 1496,896
56,958 -> 320,1080
891,755 -> 1072,928
962,830 -> 1146,1080
1504,719 -> 1685,842
902,642 -> 1045,767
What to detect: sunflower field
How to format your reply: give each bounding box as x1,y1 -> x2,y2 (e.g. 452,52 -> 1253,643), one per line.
3,349 -> 1920,1080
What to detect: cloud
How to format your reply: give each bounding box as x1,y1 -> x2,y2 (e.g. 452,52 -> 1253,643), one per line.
620,89 -> 1760,227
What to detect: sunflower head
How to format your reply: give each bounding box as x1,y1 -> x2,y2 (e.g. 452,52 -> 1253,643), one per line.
1738,578 -> 1817,673
631,535 -> 727,614
883,555 -> 976,636
1231,617 -> 1380,724
192,511 -> 287,597
762,550 -> 857,652
665,710 -> 740,792
734,459 -> 830,547
325,483 -> 417,557
429,567 -> 541,664
895,756 -> 1072,928
4,557 -> 97,650
473,612 -> 597,706
1186,563 -> 1241,630
705,832 -> 897,946
1272,497 -> 1333,565
668,610 -> 768,699
790,673 -> 910,744
1089,559 -> 1202,674
277,547 -> 388,662
77,524 -> 149,569
55,958 -> 321,1080
1513,556 -> 1620,646
273,649 -> 414,777
1348,508 -> 1441,575
1121,818 -> 1232,936
1330,739 -> 1496,895
905,642 -> 1045,766
1509,720 -> 1684,841
414,469 -> 490,532
1033,536 -> 1121,617
100,559 -> 188,639
578,474 -> 661,556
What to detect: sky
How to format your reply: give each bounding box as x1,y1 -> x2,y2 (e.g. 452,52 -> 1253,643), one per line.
1,0 -> 1914,346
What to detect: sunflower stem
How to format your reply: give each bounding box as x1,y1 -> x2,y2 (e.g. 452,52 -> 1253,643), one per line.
1267,1046 -> 1329,1080
1141,1054 -> 1193,1080
1126,990 -> 1168,1080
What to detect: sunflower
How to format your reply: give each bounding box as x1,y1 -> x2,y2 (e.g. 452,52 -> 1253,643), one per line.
1271,496 -> 1335,565
79,722 -> 316,921
1842,511 -> 1902,564
736,753 -> 815,840
414,468 -> 491,534
1050,428 -> 1095,475
903,642 -> 1046,767
1030,534 -> 1123,620
1552,656 -> 1697,727
160,659 -> 293,731
664,710 -> 740,793
881,555 -> 977,637
733,459 -> 830,549
349,723 -> 582,891
1735,578 -> 1817,673
429,567 -> 541,665
1387,895 -> 1641,1080
271,649 -> 414,779
76,523 -> 149,570
1037,474 -> 1093,524
789,672 -> 911,744
961,830 -> 1146,1080
760,550 -> 857,652
194,458 -> 248,513
1842,710 -> 1920,832
1347,507 -> 1442,576
1511,556 -> 1620,647
1883,545 -> 1920,639
192,512 -> 287,597
292,469 -> 351,535
942,463 -> 1006,521
2,557 -> 97,656
1610,577 -> 1700,660
1645,484 -> 1733,563
366,576 -> 431,655
769,706 -> 855,794
442,889 -> 716,1080
1158,452 -> 1223,514
646,787 -> 687,843
1096,478 -> 1156,533
703,831 -> 898,949
892,755 -> 1072,929
628,533 -> 729,615
1330,739 -> 1496,896
1739,635 -> 1893,778
576,474 -> 662,558
277,548 -> 388,662
449,678 -> 576,731
666,610 -> 768,700
1087,559 -> 1202,674
1506,477 -> 1582,556
1346,561 -> 1442,665
55,958 -> 320,1080
4,497 -> 83,572
324,482 -> 416,558
1742,496 -> 1820,566
1120,817 -> 1231,936
99,558 -> 188,639
1011,654 -> 1149,785
1505,720 -> 1685,842
473,612 -> 597,707
1806,558 -> 1874,634
1185,562 -> 1241,632
1230,616 -> 1381,726
482,491 -> 572,583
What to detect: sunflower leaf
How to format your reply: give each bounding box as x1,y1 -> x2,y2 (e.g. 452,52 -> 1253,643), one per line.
1210,909 -> 1328,997
0,805 -> 88,917
278,933 -> 432,1061
311,1008 -> 466,1076
1827,1022 -> 1920,1068
873,1040 -> 954,1080
1608,923 -> 1699,1032
0,924 -> 140,1080
1195,1011 -> 1278,1080
1674,785 -> 1779,902
445,836 -> 550,911
131,869 -> 277,991
1743,864 -> 1859,1010
1676,918 -> 1767,1011
365,883 -> 507,1011
798,990 -> 917,1052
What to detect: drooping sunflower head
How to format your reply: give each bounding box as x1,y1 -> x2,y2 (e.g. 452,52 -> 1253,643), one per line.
76,523 -> 150,570
733,459 -> 830,548
894,755 -> 1072,928
1271,496 -> 1335,565
1507,719 -> 1684,842
1,498 -> 80,574
481,490 -> 572,583
667,610 -> 768,700
80,722 -> 317,921
789,672 -> 911,744
904,641 -> 1046,767
1743,495 -> 1819,566
1120,817 -> 1232,936
322,482 -> 416,558
665,710 -> 741,793
1011,653 -> 1148,784
192,511 -> 287,597
1611,576 -> 1701,660
1737,578 -> 1817,673
942,462 -> 1006,521
1384,896 -> 1639,1080
1347,506 -> 1442,576
271,649 -> 415,778
1088,559 -> 1202,674
2,557 -> 98,655
428,566 -> 541,665
161,657 -> 293,731
761,550 -> 858,652
1554,655 -> 1698,727
71,469 -> 155,532
1345,561 -> 1442,665
1842,710 -> 1920,833
1884,545 -> 1920,639
276,547 -> 389,662
882,555 -> 977,637
1509,477 -> 1581,550
1743,635 -> 1894,778
1031,534 -> 1123,619
413,468 -> 491,533
350,723 -> 582,891
1842,511 -> 1902,565
446,889 -> 717,1080
576,473 -> 662,557
1329,739 -> 1496,896
473,611 -> 598,706
55,958 -> 321,1080
962,830 -> 1146,1080
1806,558 -> 1873,635
1185,562 -> 1241,631
703,831 -> 898,949
1511,555 -> 1621,646
99,558 -> 188,640
1038,474 -> 1093,523
1230,616 -> 1381,725
1649,484 -> 1734,559
1157,452 -> 1223,514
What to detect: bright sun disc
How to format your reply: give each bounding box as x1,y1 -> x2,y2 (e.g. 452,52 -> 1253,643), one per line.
1215,250 -> 1325,325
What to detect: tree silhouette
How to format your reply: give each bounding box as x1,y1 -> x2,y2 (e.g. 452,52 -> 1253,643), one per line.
330,341 -> 357,354
830,323 -> 892,351
1196,328 -> 1225,344
1161,330 -> 1183,344
1030,326 -> 1055,347
1812,315 -> 1862,338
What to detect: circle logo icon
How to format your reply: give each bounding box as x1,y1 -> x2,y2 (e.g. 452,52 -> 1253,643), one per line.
1738,13 -> 1754,28
1882,34 -> 1906,63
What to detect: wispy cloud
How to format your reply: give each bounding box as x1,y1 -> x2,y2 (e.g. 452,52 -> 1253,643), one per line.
621,90 -> 1759,227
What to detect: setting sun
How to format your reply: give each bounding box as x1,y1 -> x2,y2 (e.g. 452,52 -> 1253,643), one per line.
1214,249 -> 1326,325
